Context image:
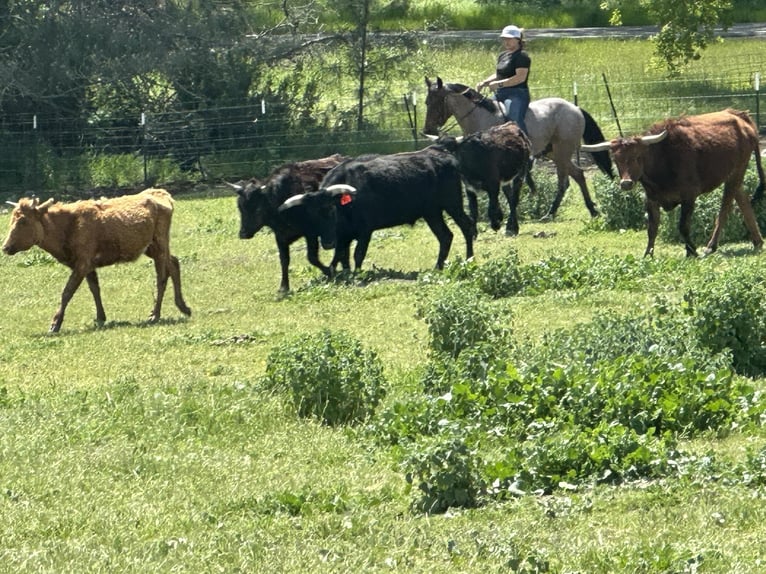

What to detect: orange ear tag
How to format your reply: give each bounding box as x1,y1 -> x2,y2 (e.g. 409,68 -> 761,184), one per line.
340,194 -> 353,206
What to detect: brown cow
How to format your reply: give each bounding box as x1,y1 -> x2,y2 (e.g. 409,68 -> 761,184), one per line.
582,109 -> 766,257
2,188 -> 192,332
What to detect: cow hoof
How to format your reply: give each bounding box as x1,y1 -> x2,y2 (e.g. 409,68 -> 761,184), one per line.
505,228 -> 519,237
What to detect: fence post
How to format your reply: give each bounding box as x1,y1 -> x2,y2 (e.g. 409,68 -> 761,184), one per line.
32,114 -> 38,190
755,73 -> 761,135
602,72 -> 623,137
141,112 -> 148,185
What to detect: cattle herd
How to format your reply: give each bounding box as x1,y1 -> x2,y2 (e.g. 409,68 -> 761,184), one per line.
3,108 -> 765,332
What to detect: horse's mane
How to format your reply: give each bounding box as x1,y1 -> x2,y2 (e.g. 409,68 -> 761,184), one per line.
444,82 -> 498,115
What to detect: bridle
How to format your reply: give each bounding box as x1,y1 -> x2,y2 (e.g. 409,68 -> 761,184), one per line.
431,86 -> 494,135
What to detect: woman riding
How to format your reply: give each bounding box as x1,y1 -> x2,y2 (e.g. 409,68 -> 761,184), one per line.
476,25 -> 531,135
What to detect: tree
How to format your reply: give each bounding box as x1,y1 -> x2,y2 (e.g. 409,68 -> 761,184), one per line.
603,0 -> 735,73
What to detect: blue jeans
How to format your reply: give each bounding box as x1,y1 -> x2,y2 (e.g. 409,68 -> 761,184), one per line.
496,87 -> 530,135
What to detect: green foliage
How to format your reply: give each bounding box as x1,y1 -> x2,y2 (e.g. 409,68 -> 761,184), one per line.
517,169 -> 560,221
443,248 -> 677,298
591,173 -> 646,232
416,282 -> 512,358
264,329 -> 387,425
404,434 -> 481,514
683,263 -> 766,377
602,0 -> 735,73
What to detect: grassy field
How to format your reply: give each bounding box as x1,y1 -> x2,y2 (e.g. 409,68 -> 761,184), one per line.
2,175 -> 766,572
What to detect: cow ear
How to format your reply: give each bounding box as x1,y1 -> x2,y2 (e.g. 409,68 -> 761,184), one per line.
436,77 -> 443,88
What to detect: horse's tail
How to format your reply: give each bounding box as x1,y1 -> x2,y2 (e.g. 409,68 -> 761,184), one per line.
580,108 -> 615,179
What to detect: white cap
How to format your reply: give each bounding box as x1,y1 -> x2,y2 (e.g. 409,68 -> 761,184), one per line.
500,25 -> 522,39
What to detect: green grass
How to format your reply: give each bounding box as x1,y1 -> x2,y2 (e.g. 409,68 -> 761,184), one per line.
1,182 -> 766,572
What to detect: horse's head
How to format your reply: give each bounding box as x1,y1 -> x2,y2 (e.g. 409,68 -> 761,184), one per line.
423,77 -> 451,135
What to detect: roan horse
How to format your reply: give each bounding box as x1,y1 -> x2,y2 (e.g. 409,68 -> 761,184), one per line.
423,77 -> 614,226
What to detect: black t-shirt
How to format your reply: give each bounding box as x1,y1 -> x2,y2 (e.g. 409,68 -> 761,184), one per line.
495,50 -> 531,90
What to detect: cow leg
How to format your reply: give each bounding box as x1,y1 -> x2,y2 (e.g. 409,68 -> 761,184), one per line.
331,240 -> 352,272
352,233 -> 373,270
524,167 -> 538,196
424,214 -> 454,269
678,200 -> 698,257
51,270 -> 86,333
168,255 -> 192,317
484,182 -> 503,231
85,270 -> 107,325
733,187 -> 764,250
148,253 -> 169,322
276,238 -> 292,293
445,206 -> 475,260
305,235 -> 333,280
465,188 -> 479,237
502,181 -> 521,236
705,187 -> 736,255
644,200 -> 661,257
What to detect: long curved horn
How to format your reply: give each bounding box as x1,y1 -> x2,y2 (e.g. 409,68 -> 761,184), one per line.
224,181 -> 244,192
580,141 -> 613,153
639,130 -> 668,146
5,201 -> 18,208
278,194 -> 306,211
37,198 -> 55,210
326,184 -> 357,195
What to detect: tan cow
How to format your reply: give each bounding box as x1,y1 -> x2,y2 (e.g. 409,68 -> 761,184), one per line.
582,109 -> 765,257
2,188 -> 192,332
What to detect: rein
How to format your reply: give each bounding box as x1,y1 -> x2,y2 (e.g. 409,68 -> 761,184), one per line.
442,87 -> 496,134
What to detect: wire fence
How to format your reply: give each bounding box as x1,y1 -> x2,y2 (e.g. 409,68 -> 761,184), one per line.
0,70 -> 763,196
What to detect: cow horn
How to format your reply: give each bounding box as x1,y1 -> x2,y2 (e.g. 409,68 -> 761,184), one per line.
37,198 -> 55,210
424,134 -> 439,141
580,141 -> 613,153
224,181 -> 244,192
326,184 -> 357,196
278,194 -> 306,211
5,201 -> 18,208
639,130 -> 668,146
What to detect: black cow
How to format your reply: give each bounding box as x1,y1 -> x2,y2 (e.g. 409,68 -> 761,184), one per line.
231,154 -> 347,292
432,121 -> 532,236
279,145 -> 476,272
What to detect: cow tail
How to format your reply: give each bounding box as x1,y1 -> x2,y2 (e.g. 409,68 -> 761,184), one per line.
580,108 -> 615,179
753,148 -> 766,203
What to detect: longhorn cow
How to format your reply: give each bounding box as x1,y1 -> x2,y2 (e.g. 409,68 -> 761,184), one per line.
582,109 -> 765,257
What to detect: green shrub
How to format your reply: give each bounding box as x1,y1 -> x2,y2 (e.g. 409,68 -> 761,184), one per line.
404,434 -> 482,514
417,282 -> 511,358
517,168 -> 559,221
683,264 -> 766,377
264,329 -> 387,425
591,173 -> 646,232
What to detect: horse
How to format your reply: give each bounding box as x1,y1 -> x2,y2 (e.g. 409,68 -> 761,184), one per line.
423,77 -> 614,230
